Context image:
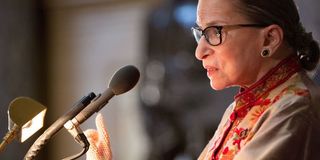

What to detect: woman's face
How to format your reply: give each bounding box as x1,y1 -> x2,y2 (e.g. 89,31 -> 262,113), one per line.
195,0 -> 266,90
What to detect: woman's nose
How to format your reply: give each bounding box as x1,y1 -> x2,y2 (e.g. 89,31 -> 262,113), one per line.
195,37 -> 211,60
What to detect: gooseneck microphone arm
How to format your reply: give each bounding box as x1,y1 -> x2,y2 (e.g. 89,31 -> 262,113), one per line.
24,93 -> 96,160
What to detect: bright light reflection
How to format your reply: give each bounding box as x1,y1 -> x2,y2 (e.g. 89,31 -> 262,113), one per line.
21,109 -> 46,142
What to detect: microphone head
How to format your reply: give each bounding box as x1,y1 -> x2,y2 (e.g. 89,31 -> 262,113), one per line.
108,65 -> 140,95
8,97 -> 47,142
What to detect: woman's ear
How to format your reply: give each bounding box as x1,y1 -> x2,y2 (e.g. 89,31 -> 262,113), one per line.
261,24 -> 284,56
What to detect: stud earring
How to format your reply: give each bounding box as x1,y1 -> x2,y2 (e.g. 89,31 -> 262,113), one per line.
261,49 -> 270,57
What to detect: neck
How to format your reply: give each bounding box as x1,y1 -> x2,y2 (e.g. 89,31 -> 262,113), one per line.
244,44 -> 295,88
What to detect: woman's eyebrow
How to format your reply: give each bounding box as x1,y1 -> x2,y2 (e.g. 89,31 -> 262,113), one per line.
196,20 -> 226,29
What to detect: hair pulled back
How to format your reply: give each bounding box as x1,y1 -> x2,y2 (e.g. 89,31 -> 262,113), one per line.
235,0 -> 319,70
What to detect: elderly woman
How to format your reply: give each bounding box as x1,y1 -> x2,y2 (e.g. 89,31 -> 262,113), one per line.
85,0 -> 320,159
193,0 -> 320,159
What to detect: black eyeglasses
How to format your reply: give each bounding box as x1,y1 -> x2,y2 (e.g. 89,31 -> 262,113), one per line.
191,24 -> 268,46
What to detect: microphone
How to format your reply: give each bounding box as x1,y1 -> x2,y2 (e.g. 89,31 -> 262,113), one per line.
24,65 -> 140,160
74,65 -> 140,124
62,65 -> 140,160
0,97 -> 47,152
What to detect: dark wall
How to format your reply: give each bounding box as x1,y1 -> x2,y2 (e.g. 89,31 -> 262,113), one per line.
0,0 -> 47,159
295,0 -> 320,84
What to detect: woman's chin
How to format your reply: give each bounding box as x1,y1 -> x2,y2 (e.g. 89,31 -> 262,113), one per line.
210,80 -> 227,91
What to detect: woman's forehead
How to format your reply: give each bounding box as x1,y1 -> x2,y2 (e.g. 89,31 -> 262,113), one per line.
197,0 -> 245,27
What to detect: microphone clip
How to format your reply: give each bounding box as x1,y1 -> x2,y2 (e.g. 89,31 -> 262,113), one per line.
62,119 -> 90,160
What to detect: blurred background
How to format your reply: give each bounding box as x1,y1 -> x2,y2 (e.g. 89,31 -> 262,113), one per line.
0,0 -> 319,159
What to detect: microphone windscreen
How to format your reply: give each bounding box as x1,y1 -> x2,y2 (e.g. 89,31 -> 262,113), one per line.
108,65 -> 140,95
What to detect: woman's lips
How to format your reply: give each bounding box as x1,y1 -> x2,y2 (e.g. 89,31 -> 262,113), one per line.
205,66 -> 218,78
